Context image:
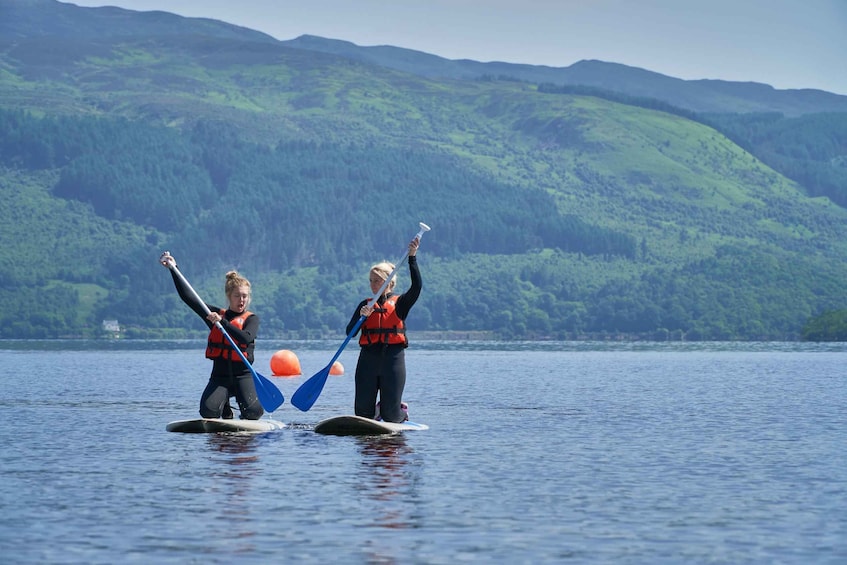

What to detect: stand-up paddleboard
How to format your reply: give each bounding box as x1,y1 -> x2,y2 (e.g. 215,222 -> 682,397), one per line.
314,415 -> 429,436
166,418 -> 286,433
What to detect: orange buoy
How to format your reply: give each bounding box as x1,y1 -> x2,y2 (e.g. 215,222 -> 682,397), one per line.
270,349 -> 301,377
329,361 -> 344,376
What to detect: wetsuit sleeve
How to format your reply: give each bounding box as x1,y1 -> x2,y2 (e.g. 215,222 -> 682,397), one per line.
394,255 -> 421,320
169,267 -> 214,327
221,313 -> 259,345
346,300 -> 369,335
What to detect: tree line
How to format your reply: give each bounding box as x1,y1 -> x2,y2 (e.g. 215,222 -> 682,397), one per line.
1,109 -> 647,338
2,107 -> 845,340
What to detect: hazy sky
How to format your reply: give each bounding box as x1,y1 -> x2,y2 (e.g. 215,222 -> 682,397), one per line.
69,0 -> 847,95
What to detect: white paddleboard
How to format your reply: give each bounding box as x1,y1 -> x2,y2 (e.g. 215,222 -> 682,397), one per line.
314,415 -> 429,436
166,418 -> 286,433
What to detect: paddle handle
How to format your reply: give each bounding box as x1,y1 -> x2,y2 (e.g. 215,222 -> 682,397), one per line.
365,222 -> 430,308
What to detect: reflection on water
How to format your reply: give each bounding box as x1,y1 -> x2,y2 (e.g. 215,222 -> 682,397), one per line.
355,435 -> 420,531
207,433 -> 262,466
205,433 -> 262,554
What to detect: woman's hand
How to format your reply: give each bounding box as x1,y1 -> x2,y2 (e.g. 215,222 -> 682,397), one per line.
360,304 -> 374,317
207,311 -> 223,324
408,237 -> 420,257
159,251 -> 176,269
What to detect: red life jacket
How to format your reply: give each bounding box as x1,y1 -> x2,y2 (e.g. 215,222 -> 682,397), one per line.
206,309 -> 254,361
359,295 -> 407,346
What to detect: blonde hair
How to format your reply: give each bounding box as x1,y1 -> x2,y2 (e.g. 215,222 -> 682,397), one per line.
225,270 -> 252,305
370,261 -> 396,294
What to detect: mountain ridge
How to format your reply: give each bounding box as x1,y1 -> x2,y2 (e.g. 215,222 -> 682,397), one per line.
0,0 -> 845,340
3,0 -> 845,116
280,35 -> 847,116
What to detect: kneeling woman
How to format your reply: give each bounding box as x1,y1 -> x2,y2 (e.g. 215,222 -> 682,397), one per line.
160,252 -> 263,420
347,237 -> 421,423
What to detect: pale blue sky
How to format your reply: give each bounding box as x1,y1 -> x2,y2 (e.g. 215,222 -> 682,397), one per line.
69,0 -> 847,94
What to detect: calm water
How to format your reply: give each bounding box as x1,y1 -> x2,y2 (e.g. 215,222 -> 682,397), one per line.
1,340 -> 845,564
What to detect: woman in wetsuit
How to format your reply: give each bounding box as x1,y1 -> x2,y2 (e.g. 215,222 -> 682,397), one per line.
347,237 -> 421,423
160,251 -> 263,420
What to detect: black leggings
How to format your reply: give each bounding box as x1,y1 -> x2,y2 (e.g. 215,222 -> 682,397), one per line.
354,346 -> 406,422
199,373 -> 264,420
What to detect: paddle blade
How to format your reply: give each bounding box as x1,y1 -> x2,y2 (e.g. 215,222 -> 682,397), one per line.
291,367 -> 331,411
254,370 -> 285,412
292,320 -> 361,411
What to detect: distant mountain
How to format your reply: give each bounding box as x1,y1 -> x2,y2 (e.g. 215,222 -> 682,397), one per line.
282,35 -> 847,117
0,0 -> 278,43
4,0 -> 843,116
1,0 -> 846,341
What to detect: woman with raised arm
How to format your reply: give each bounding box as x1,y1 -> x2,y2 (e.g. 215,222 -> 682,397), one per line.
160,251 -> 263,420
346,237 -> 422,423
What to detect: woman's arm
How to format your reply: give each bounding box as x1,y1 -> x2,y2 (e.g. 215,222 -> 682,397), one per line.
222,313 -> 259,345
169,268 -> 215,326
346,299 -> 369,335
395,255 -> 421,320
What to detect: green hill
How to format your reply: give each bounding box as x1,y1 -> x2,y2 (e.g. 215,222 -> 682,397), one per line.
0,0 -> 846,340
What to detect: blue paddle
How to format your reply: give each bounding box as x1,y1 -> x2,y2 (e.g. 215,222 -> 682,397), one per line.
291,222 -> 431,411
167,263 -> 285,413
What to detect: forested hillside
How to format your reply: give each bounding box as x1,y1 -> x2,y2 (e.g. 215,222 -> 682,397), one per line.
1,0 -> 846,340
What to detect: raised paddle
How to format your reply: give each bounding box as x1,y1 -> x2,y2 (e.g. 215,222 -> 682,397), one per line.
291,222 -> 431,411
165,261 -> 284,413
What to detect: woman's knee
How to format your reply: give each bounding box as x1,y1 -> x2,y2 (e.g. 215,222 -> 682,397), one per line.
240,401 -> 264,420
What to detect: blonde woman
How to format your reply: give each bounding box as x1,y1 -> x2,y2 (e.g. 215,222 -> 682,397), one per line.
346,237 -> 421,422
160,252 -> 263,420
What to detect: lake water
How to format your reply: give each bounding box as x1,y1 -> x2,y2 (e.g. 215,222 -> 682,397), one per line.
1,340 -> 845,564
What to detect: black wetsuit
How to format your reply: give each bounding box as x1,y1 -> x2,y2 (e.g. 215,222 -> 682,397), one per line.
346,255 -> 421,423
169,269 -> 263,420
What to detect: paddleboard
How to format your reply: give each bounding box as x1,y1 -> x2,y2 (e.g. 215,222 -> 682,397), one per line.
314,415 -> 429,436
166,418 -> 286,433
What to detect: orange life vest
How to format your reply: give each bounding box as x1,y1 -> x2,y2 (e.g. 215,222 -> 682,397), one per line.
206,309 -> 254,362
359,295 -> 407,346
